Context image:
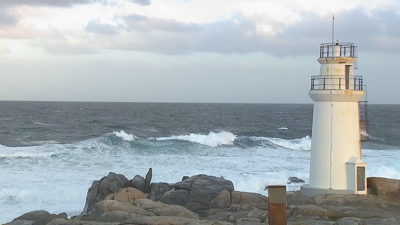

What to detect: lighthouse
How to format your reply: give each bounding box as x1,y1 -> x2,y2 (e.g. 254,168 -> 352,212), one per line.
301,42 -> 369,197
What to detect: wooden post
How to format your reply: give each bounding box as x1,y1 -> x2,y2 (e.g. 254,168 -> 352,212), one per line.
268,185 -> 287,225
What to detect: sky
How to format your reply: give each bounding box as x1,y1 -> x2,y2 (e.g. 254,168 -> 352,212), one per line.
0,0 -> 399,104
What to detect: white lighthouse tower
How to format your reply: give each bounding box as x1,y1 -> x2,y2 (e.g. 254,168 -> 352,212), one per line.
301,41 -> 369,197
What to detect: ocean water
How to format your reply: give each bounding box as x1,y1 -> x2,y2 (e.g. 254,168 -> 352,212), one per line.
0,102 -> 399,223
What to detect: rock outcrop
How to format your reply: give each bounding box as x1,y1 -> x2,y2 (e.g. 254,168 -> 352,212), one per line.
104,187 -> 146,203
83,172 -> 128,215
7,211 -> 67,225
287,190 -> 400,224
8,173 -> 400,225
82,170 -> 154,215
367,177 -> 400,204
159,174 -> 235,218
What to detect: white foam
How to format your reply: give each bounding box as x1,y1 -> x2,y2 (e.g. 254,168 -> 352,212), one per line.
156,131 -> 236,147
0,145 -> 56,158
0,152 -> 56,158
113,130 -> 136,141
252,136 -> 311,151
278,127 -> 288,130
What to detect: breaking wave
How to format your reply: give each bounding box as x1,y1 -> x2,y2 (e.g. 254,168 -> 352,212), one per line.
251,136 -> 311,151
156,131 -> 236,147
113,130 -> 137,141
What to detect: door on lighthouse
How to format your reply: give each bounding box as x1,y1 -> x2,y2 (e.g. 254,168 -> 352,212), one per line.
345,65 -> 351,89
357,166 -> 366,191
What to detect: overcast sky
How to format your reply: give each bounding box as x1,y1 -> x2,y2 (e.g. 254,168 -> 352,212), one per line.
0,0 -> 399,104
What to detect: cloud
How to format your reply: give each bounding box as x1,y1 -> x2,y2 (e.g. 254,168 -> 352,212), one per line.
0,9 -> 18,27
126,0 -> 151,6
0,0 -> 101,8
117,8 -> 400,56
124,13 -> 202,32
3,3 -> 399,56
85,19 -> 119,35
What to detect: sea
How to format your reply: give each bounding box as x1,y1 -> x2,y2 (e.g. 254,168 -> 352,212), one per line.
0,101 -> 399,223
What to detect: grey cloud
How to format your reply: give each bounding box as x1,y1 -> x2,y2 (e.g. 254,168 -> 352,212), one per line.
0,0 -> 103,7
0,9 -> 18,27
124,14 -> 201,32
126,0 -> 151,6
118,8 -> 400,56
85,19 -> 119,35
276,8 -> 400,54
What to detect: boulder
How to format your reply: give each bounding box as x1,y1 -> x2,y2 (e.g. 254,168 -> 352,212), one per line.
334,217 -> 366,225
133,199 -> 199,219
7,211 -> 68,225
95,200 -> 155,222
367,177 -> 400,204
149,182 -> 173,201
107,187 -> 146,203
207,209 -> 232,222
210,190 -> 231,209
124,216 -> 228,225
95,200 -> 154,217
288,177 -> 305,184
291,205 -> 327,217
130,175 -> 146,193
159,174 -> 234,218
287,191 -> 316,206
12,211 -> 51,221
231,191 -> 269,210
47,219 -> 117,225
208,204 -> 267,223
235,218 -> 264,225
82,172 -> 128,214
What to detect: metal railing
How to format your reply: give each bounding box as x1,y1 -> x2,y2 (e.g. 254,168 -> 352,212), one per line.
320,42 -> 357,58
310,75 -> 364,90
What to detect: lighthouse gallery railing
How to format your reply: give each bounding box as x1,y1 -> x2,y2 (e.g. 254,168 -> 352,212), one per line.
310,75 -> 364,91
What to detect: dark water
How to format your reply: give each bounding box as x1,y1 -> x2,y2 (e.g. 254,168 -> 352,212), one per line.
0,101 -> 399,149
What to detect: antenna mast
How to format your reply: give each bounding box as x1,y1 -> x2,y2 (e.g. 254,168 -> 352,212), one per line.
332,14 -> 335,47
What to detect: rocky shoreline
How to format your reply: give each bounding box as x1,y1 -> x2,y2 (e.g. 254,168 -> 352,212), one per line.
5,169 -> 400,225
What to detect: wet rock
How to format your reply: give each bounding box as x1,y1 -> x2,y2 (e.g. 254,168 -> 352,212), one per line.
288,177 -> 305,184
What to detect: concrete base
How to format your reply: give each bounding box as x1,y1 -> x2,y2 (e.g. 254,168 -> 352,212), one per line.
300,184 -> 353,197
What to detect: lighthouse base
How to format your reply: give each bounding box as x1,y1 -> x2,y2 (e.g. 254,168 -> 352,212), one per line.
300,185 -> 353,197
